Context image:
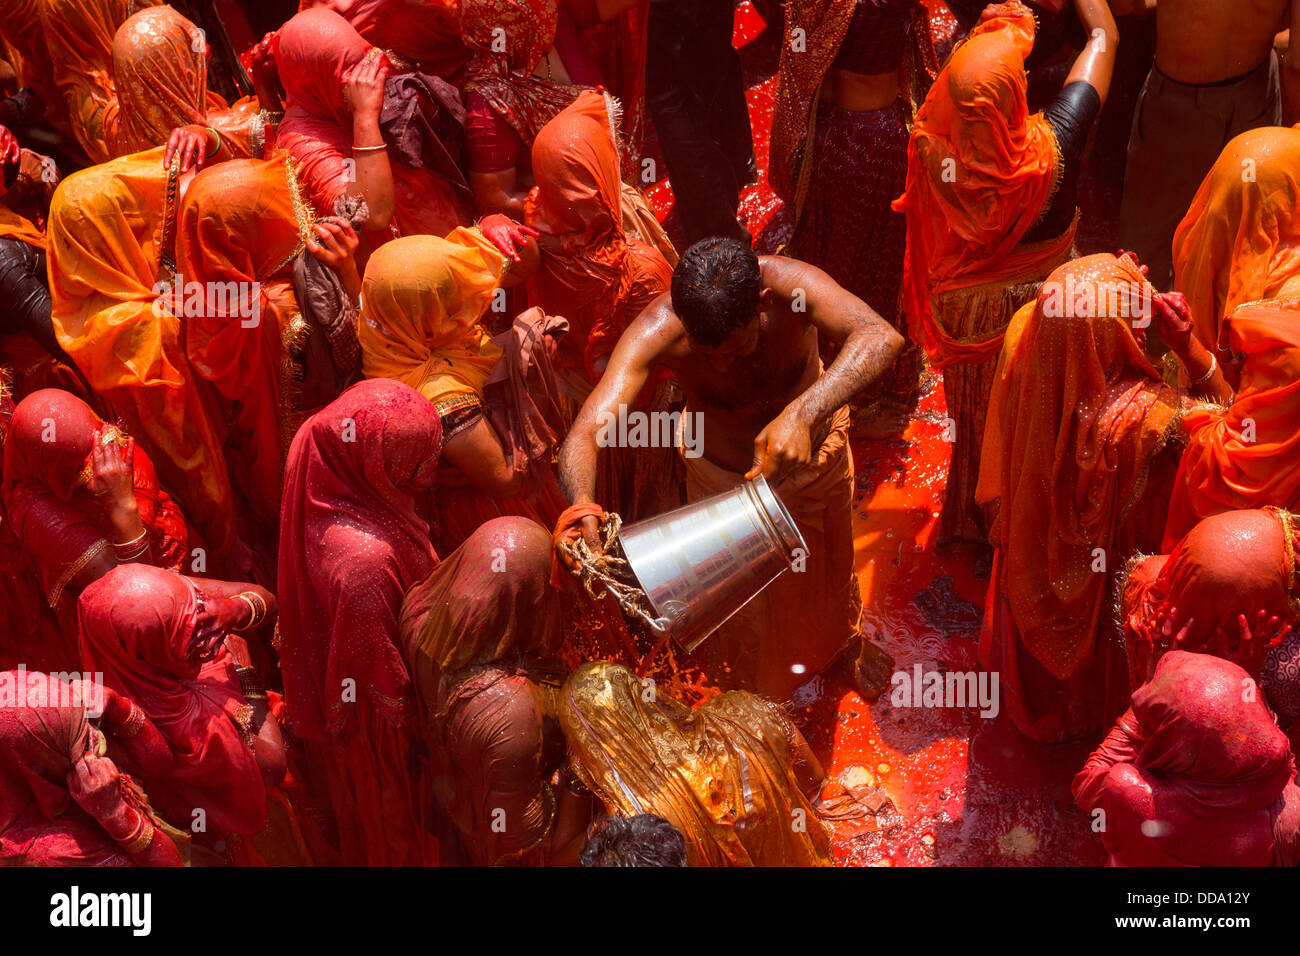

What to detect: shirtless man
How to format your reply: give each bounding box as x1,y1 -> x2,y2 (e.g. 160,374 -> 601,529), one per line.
557,238 -> 904,701
1118,0 -> 1297,288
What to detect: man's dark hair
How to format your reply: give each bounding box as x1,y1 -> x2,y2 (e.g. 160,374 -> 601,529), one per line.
579,813 -> 688,867
670,237 -> 761,348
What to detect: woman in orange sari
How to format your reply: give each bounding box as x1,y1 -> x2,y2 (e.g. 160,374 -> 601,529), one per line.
359,227 -> 569,553
977,253 -> 1185,743
559,660 -> 833,867
893,0 -> 1115,545
1163,295 -> 1300,547
38,0 -> 160,163
45,147 -> 237,561
1172,127 -> 1300,355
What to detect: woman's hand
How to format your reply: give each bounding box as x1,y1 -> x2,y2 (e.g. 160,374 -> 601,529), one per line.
67,754 -> 132,834
308,219 -> 363,301
85,425 -> 135,509
343,51 -> 389,122
1152,290 -> 1194,357
248,33 -> 284,112
480,213 -> 539,264
164,124 -> 216,173
189,596 -> 246,661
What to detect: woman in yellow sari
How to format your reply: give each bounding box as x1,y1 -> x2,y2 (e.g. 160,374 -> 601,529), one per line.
359,226 -> 569,552
559,660 -> 833,867
1172,126 -> 1300,354
45,147 -> 235,561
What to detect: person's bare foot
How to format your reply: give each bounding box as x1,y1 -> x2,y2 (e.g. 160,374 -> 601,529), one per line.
841,636 -> 895,701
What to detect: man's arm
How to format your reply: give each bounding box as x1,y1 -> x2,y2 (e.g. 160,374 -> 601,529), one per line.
558,302 -> 671,506
748,258 -> 904,479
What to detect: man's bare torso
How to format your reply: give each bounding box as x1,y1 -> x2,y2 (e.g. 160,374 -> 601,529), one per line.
1156,0 -> 1288,84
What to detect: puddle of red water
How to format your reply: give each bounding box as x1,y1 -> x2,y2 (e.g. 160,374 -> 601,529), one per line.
646,2 -> 1107,866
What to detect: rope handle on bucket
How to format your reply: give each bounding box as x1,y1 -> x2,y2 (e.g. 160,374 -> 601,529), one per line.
555,511 -> 671,636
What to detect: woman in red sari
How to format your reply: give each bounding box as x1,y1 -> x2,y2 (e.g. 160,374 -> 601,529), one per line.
893,0 -> 1115,545
299,0 -> 470,83
0,669 -> 185,866
78,563 -> 283,848
277,378 -> 443,865
976,254 -> 1185,743
274,7 -> 472,248
1073,651 -> 1300,867
1164,296 -> 1300,546
1,389 -> 189,660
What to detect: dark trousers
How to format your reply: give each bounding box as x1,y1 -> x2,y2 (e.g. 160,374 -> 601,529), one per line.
646,0 -> 756,246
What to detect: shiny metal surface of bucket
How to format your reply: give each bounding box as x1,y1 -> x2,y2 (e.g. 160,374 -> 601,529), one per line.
615,474 -> 808,652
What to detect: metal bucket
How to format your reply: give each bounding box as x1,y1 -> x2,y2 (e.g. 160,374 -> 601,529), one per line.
615,474 -> 808,652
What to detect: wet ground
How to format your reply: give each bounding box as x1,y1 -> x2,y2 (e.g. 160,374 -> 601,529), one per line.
645,2 -> 1116,866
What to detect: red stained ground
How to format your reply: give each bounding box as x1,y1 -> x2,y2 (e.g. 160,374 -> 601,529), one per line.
647,2 -> 1108,866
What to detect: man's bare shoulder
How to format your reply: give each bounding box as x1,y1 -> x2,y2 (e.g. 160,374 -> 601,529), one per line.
625,291 -> 688,358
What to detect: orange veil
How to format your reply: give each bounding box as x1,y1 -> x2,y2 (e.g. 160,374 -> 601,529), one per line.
1172,126 -> 1300,353
892,0 -> 1067,368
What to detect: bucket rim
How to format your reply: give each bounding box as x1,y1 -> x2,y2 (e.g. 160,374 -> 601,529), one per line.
747,474 -> 807,560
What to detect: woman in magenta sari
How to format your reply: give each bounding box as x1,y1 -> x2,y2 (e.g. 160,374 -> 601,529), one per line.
0,389 -> 189,658
274,8 -> 472,250
277,378 -> 443,865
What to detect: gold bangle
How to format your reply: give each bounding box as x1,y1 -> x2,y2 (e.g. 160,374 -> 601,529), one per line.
234,593 -> 263,630
352,142 -> 386,153
118,811 -> 154,855
118,701 -> 146,738
1190,353 -> 1218,388
112,530 -> 148,550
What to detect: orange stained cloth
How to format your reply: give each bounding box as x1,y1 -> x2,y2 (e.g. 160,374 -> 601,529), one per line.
359,227 -> 505,403
1163,295 -> 1300,548
45,147 -> 236,555
0,0 -> 70,135
176,153 -> 311,530
892,0 -> 1066,369
0,204 -> 45,250
525,89 -> 672,381
560,661 -> 833,867
107,6 -> 255,159
977,253 -> 1183,685
39,0 -> 161,162
304,0 -> 471,83
1172,126 -> 1300,354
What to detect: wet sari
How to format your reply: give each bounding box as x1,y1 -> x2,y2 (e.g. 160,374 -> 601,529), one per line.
560,661 -> 832,867
176,154 -> 314,540
358,228 -> 569,551
0,0 -> 68,136
0,669 -> 184,865
39,0 -> 161,163
274,8 -> 471,245
1,389 -> 188,653
309,0 -> 470,83
104,6 -> 261,159
1163,296 -> 1300,547
400,516 -> 566,865
1121,509 -> 1300,716
276,378 -> 442,865
45,148 -> 236,557
1172,127 -> 1300,354
77,564 -> 267,837
893,0 -> 1075,543
977,254 -> 1184,743
1073,651 -> 1300,867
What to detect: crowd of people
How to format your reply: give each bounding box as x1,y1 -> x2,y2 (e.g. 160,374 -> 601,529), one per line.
0,0 -> 1296,868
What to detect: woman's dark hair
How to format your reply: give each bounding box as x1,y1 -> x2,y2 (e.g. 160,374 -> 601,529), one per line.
579,813 -> 688,867
670,237 -> 761,348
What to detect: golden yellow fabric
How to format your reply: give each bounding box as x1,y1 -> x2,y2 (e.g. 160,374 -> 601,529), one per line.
560,661 -> 834,867
359,227 -> 505,404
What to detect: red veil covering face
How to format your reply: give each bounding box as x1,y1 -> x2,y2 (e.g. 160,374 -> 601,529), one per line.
1,389 -> 188,632
1073,651 -> 1300,866
461,0 -> 580,149
1172,127 -> 1300,353
892,0 -> 1069,368
277,378 -> 443,743
107,6 -> 257,159
977,254 -> 1183,742
0,669 -> 183,864
1164,296 -> 1300,546
78,564 -> 267,836
524,89 -> 671,381
1122,508 -> 1300,689
274,8 -> 470,243
304,0 -> 471,83
39,0 -> 162,163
